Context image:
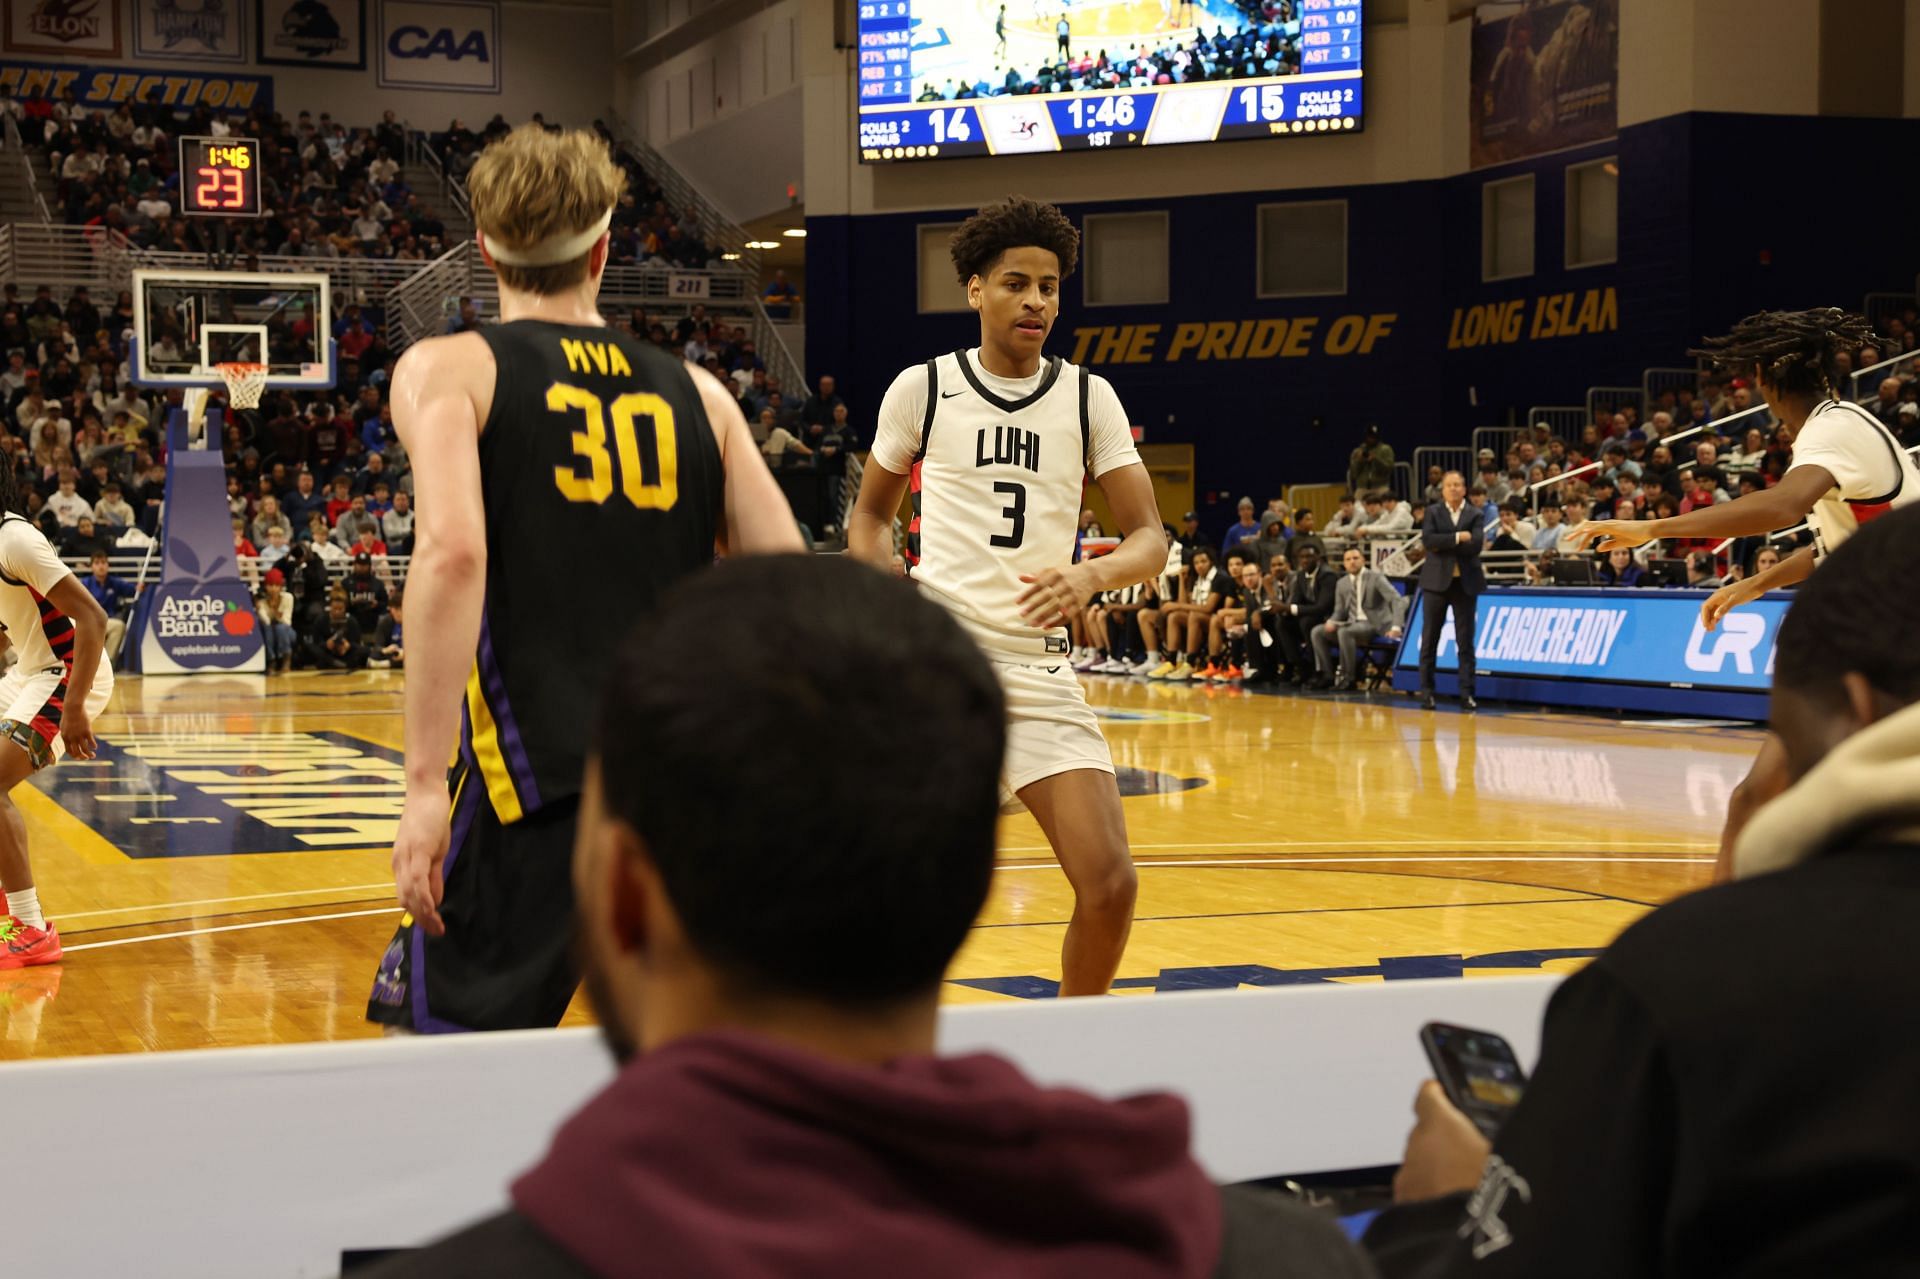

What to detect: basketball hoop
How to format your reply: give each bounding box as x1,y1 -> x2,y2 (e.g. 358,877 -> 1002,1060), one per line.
214,362 -> 269,410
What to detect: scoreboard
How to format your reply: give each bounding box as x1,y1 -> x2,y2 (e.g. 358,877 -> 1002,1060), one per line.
857,0 -> 1363,163
178,135 -> 264,218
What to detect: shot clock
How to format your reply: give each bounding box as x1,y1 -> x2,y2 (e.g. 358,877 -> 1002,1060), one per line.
178,136 -> 265,217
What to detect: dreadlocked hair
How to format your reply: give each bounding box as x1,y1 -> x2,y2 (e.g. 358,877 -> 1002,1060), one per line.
0,453 -> 26,519
1688,308 -> 1881,400
950,196 -> 1079,285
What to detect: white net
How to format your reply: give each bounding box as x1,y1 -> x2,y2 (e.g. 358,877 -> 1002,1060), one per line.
215,362 -> 270,410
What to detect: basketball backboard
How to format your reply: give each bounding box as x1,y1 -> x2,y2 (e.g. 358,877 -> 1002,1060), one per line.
130,269 -> 336,391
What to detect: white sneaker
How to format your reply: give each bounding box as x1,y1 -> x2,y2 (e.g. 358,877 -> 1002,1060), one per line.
1128,657 -> 1158,676
1094,658 -> 1128,674
1072,652 -> 1102,672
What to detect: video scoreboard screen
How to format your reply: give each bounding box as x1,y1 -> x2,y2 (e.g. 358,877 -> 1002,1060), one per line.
179,135 -> 264,217
857,0 -> 1363,163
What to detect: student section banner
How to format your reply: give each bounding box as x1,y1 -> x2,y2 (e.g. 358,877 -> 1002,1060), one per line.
1470,0 -> 1616,168
0,57 -> 272,108
376,0 -> 497,92
1392,586 -> 1790,719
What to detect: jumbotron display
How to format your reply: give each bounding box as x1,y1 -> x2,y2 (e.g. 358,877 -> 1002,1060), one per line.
856,0 -> 1363,163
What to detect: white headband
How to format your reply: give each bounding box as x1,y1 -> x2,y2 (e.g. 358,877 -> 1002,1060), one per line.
482,209 -> 613,266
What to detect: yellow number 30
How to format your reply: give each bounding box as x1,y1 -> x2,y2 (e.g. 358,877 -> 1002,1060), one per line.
548,384 -> 679,510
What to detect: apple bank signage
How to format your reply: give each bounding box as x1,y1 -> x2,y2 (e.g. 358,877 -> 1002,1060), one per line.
377,0 -> 497,92
135,413 -> 266,675
1394,587 -> 1793,717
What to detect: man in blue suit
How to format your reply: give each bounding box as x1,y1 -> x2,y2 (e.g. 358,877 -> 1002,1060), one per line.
1416,470 -> 1487,711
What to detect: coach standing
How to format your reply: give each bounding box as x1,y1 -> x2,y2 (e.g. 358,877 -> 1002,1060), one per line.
1416,470 -> 1486,711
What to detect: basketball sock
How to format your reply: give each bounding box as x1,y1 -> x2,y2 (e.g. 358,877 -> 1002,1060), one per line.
7,887 -> 43,929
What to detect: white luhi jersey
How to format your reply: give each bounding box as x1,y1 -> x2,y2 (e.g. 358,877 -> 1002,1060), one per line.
874,348 -> 1141,661
1786,399 -> 1920,559
0,514 -> 95,679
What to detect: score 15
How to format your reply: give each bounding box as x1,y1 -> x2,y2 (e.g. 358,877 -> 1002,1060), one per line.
179,135 -> 264,217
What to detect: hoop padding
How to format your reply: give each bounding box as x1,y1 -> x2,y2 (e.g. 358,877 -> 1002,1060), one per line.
215,362 -> 270,410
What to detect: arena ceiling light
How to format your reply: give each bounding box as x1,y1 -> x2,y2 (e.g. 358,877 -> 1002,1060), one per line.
781,228 -> 806,238
745,239 -> 781,249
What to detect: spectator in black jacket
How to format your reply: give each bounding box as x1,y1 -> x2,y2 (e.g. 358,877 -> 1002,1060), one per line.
1368,505 -> 1920,1278
303,589 -> 368,670
342,551 -> 389,633
366,556 -> 1374,1279
1274,543 -> 1336,684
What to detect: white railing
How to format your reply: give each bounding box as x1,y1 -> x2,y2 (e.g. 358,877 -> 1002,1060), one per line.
1524,405 -> 1586,442
1641,365 -> 1703,409
749,295 -> 807,396
402,123 -> 472,224
1847,349 -> 1920,404
0,222 -> 142,295
64,552 -> 411,591
2,113 -> 52,224
1469,425 -> 1526,465
600,106 -> 760,279
385,243 -> 476,348
1585,384 -> 1643,425
1862,291 -> 1913,336
1409,446 -> 1472,495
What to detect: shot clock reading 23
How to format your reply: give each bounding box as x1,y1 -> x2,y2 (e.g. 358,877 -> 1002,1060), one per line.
856,0 -> 1362,163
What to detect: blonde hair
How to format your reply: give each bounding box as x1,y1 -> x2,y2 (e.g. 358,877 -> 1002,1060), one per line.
467,125 -> 626,294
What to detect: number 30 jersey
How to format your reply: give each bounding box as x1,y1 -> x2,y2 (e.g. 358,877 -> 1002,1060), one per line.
469,320 -> 722,822
873,348 -> 1140,660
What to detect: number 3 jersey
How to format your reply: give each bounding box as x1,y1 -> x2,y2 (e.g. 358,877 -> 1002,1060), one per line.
470,320 -> 722,821
874,349 -> 1140,660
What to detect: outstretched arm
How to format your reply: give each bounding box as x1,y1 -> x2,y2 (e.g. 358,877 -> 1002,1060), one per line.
1569,465 -> 1831,552
389,336 -> 490,937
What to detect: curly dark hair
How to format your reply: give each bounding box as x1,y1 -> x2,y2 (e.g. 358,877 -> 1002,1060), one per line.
949,196 -> 1079,285
1689,308 -> 1881,399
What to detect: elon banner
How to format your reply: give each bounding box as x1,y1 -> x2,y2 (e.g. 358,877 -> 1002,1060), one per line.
135,412 -> 265,675
1470,0 -> 1616,168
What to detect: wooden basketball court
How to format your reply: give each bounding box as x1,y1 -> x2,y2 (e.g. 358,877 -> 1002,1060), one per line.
0,671 -> 1741,1057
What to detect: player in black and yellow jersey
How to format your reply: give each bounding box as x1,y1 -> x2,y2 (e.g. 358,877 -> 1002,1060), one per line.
365,126 -> 804,1033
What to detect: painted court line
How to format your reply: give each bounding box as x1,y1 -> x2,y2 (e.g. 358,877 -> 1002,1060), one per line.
63,906 -> 401,953
998,855 -> 1713,870
59,883 -> 396,922
998,839 -> 1713,854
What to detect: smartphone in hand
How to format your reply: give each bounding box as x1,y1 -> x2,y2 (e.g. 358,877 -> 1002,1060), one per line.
1420,1022 -> 1527,1141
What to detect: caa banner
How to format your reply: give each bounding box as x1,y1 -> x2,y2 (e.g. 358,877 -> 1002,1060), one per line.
0,58 -> 271,108
135,412 -> 266,675
377,0 -> 496,92
134,0 -> 248,62
1393,587 -> 1789,718
1470,0 -> 1616,168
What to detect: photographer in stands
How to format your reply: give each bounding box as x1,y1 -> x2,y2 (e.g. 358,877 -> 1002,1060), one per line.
1367,506 -> 1920,1277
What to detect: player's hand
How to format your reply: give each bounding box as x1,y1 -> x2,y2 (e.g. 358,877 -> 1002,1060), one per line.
1017,564 -> 1096,628
1700,580 -> 1759,632
61,705 -> 96,762
1393,1081 -> 1492,1204
392,790 -> 452,938
1567,519 -> 1652,553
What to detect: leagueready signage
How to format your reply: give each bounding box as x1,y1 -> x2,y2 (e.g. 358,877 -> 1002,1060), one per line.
135,411 -> 266,675
1395,587 -> 1791,697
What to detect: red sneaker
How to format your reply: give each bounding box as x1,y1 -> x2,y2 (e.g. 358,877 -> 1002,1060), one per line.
0,917 -> 62,969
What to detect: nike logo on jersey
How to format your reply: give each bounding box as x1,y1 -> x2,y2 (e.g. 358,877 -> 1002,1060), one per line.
975,425 -> 1042,473
940,390 -> 965,399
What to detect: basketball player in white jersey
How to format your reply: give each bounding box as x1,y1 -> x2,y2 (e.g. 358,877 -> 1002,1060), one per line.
849,197 -> 1168,997
1571,308 -> 1920,878
0,465 -> 113,968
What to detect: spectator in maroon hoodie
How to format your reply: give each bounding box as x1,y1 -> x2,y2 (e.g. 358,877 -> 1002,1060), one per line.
368,555 -> 1372,1279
